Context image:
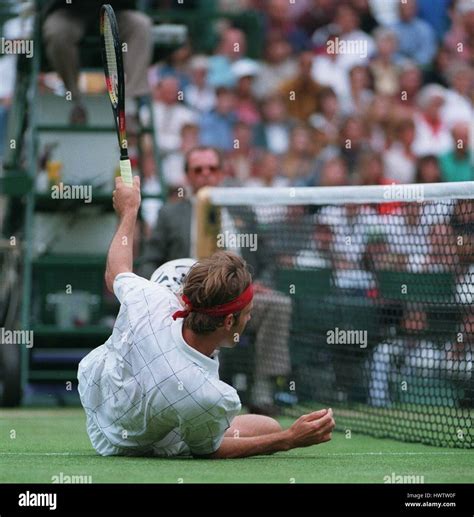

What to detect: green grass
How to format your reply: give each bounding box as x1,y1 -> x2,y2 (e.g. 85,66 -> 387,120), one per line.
0,409 -> 471,484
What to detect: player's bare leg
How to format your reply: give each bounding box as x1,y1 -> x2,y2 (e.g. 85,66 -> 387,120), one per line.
224,414 -> 282,438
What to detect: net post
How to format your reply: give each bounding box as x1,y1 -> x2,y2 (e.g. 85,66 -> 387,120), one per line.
195,187 -> 221,259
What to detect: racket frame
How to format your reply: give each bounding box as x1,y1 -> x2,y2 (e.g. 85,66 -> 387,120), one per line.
100,4 -> 133,185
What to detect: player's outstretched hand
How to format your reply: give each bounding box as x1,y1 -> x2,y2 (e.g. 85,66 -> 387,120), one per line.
287,408 -> 335,448
113,175 -> 141,218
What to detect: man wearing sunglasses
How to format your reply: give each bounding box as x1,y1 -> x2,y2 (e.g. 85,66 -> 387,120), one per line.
140,146 -> 292,416
140,146 -> 224,273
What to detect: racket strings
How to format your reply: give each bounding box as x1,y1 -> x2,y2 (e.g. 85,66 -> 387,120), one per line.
103,16 -> 119,106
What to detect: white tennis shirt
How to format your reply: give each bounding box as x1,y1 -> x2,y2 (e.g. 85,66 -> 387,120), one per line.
78,272 -> 241,457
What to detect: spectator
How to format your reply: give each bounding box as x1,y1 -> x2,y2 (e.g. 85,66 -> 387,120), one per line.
245,151 -> 288,188
140,147 -> 225,278
183,55 -> 216,113
415,154 -> 442,183
316,202 -> 368,277
199,86 -> 237,151
226,121 -> 259,184
390,0 -> 437,66
340,65 -> 374,116
442,62 -> 474,126
309,87 -> 342,152
232,59 -> 261,125
295,0 -> 338,39
319,156 -> 350,187
253,30 -> 297,100
412,84 -> 453,157
355,151 -> 386,186
279,51 -> 322,122
368,308 -> 433,407
208,26 -> 247,88
444,0 -> 474,64
365,94 -> 394,151
453,200 -> 474,304
260,0 -> 310,52
369,0 -> 401,26
253,94 -> 294,155
384,118 -> 417,183
423,46 -> 451,86
455,248 -> 474,309
152,76 -> 197,155
392,61 -> 423,120
449,310 -> 474,406
362,233 -> 400,275
155,43 -> 192,91
42,0 -> 152,124
395,203 -> 430,272
339,115 -> 370,176
311,33 -> 351,101
426,223 -> 459,271
313,4 -> 376,71
370,27 -> 401,96
280,125 -> 317,184
161,123 -> 200,188
439,122 -> 473,182
293,216 -> 335,270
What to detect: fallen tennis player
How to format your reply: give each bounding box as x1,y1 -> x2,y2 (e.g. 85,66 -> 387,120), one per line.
77,176 -> 335,458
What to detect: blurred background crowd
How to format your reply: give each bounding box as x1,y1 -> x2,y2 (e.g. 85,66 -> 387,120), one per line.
0,0 -> 473,211
141,0 -> 473,197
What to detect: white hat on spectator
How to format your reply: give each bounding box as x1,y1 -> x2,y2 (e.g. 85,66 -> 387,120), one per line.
189,55 -> 209,70
457,0 -> 474,14
417,84 -> 446,109
231,58 -> 260,79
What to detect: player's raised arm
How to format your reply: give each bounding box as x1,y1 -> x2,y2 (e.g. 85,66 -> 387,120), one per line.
105,176 -> 141,292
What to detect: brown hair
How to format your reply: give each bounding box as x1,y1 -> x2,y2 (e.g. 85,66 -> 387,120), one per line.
318,86 -> 337,104
395,117 -> 415,137
184,146 -> 223,173
182,251 -> 252,334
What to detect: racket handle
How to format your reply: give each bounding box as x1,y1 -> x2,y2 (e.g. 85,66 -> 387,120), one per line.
119,158 -> 133,186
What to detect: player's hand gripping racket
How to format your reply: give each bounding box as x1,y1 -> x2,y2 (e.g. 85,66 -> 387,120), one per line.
100,4 -> 133,186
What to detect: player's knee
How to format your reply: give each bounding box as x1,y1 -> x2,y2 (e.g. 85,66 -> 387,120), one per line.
261,415 -> 282,434
230,414 -> 282,436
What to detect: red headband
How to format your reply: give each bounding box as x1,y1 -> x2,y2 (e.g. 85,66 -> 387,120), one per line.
172,284 -> 254,320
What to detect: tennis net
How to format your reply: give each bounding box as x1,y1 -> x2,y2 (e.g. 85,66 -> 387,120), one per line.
196,182 -> 474,448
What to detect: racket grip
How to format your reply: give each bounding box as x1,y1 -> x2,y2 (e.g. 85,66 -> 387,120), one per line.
120,158 -> 133,186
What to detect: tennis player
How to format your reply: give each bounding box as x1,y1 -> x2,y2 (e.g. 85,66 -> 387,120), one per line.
77,176 -> 335,458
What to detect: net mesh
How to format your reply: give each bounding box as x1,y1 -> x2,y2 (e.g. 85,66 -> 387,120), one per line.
208,188 -> 474,448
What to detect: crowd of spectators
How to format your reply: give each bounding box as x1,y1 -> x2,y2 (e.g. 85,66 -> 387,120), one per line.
144,2 -> 474,391
147,0 -> 473,195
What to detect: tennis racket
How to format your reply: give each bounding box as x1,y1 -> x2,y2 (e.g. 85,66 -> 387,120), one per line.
100,4 -> 133,186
